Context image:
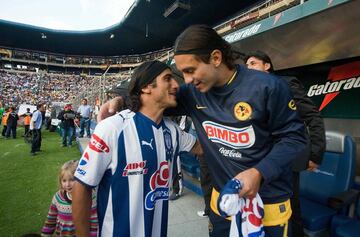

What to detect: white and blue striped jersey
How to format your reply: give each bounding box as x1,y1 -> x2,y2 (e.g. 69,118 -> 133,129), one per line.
75,110 -> 196,237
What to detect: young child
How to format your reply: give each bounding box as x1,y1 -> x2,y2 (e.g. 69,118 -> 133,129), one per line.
41,160 -> 97,236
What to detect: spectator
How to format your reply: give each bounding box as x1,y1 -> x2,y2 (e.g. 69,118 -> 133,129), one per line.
93,105 -> 100,120
5,107 -> 19,139
77,99 -> 92,138
45,106 -> 51,130
57,104 -> 76,147
41,160 -> 97,236
21,108 -> 32,136
1,107 -> 9,137
49,107 -> 58,132
30,104 -> 45,156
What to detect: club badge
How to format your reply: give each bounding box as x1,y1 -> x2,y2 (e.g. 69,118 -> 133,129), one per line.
234,102 -> 252,121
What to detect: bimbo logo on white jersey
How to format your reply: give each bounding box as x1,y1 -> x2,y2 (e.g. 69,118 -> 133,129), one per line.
202,121 -> 255,149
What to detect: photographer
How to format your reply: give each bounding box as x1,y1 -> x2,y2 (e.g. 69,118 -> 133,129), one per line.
57,104 -> 76,147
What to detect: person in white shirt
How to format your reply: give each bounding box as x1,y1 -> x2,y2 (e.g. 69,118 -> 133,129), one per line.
77,99 -> 92,138
30,103 -> 45,156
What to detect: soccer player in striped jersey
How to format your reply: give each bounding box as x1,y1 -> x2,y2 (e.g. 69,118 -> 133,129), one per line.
72,60 -> 202,237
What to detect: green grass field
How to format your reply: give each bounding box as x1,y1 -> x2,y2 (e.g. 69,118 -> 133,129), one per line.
0,127 -> 82,236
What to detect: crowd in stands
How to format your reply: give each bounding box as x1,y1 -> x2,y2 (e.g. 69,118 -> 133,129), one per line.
0,70 -> 126,107
1,46 -> 172,67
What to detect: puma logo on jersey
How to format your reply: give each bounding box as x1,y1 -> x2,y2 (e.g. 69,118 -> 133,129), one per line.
142,138 -> 154,150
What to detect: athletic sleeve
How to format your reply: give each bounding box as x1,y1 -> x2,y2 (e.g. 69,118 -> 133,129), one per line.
254,77 -> 307,183
175,123 -> 196,152
283,76 -> 326,164
75,118 -> 118,187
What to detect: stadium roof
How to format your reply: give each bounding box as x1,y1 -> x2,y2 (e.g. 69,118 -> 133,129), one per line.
0,0 -> 259,56
0,0 -> 136,32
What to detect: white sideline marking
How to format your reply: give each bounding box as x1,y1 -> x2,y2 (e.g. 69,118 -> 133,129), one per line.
2,152 -> 10,157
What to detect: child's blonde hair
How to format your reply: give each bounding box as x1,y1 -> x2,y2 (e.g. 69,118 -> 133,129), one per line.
58,160 -> 79,191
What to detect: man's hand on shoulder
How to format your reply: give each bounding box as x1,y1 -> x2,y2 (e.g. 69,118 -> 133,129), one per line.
97,96 -> 124,122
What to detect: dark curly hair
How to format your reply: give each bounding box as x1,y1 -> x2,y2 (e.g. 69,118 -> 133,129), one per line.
128,61 -> 168,112
244,50 -> 274,73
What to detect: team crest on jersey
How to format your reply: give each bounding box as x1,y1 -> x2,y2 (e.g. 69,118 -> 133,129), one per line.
234,102 -> 252,121
163,128 -> 173,158
288,99 -> 297,110
122,161 -> 148,176
202,121 -> 255,149
145,161 -> 170,210
89,134 -> 110,153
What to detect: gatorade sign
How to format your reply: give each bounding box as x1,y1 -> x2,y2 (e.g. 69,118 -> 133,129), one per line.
306,61 -> 360,111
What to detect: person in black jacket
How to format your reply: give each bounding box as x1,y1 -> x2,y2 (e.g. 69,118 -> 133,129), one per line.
5,107 -> 19,139
57,104 -> 76,147
245,50 -> 326,237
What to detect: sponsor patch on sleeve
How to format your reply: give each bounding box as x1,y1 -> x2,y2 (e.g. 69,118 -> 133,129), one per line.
288,99 -> 297,110
88,134 -> 110,153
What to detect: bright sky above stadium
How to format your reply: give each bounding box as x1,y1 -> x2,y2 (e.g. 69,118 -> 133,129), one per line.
0,0 -> 136,32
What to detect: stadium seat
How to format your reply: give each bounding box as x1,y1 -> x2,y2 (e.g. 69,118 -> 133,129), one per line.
299,131 -> 357,237
331,197 -> 360,237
